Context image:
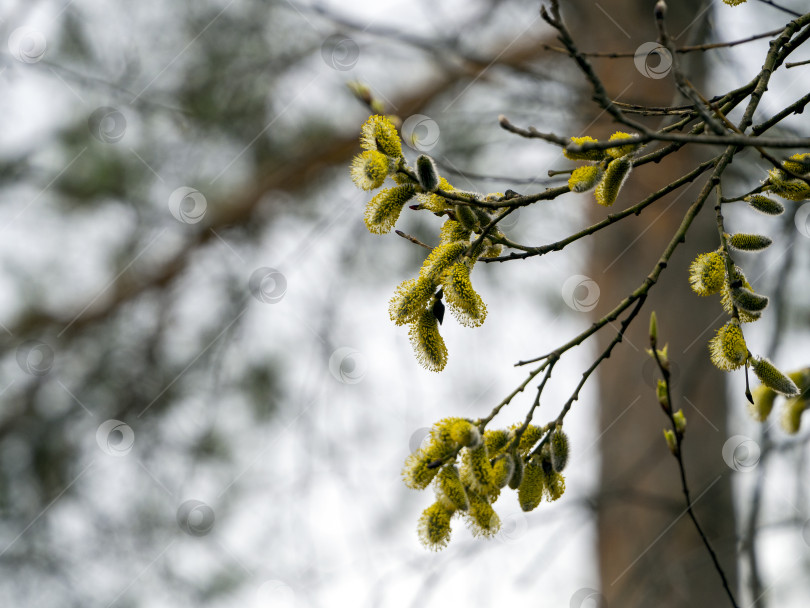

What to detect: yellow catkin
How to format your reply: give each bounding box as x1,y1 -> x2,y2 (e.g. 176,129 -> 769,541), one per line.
436,465 -> 469,512
766,168 -> 810,201
419,241 -> 467,283
388,277 -> 435,326
708,319 -> 748,371
465,490 -> 500,538
483,429 -> 511,457
417,501 -> 454,550
492,454 -> 515,489
460,444 -> 496,496
441,417 -> 481,448
781,152 -> 810,175
568,165 -> 603,193
360,115 -> 403,158
606,131 -> 640,159
439,219 -> 471,245
544,470 -> 566,502
563,136 -> 608,162
594,156 -> 632,207
363,185 -> 416,233
518,457 -> 545,512
688,251 -> 726,296
351,150 -> 391,191
442,262 -> 487,328
408,308 -> 448,372
516,424 -> 544,455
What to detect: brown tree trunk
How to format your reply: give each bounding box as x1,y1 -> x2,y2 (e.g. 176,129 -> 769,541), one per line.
563,2 -> 738,605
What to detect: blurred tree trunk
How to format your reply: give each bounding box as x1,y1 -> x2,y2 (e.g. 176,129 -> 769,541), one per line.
564,2 -> 738,606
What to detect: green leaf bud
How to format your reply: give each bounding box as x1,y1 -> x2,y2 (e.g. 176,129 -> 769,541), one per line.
657,378 -> 669,410
663,429 -> 678,456
673,409 -> 686,435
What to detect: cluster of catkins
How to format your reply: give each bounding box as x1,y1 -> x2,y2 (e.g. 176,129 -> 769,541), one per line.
402,417 -> 569,550
350,115 -> 506,372
565,132 -> 640,206
688,153 -> 810,430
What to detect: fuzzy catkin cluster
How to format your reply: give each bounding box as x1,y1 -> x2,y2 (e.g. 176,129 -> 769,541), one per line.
351,115 -> 512,371
404,419 -> 569,550
686,151 -> 810,419
565,131 -> 639,207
